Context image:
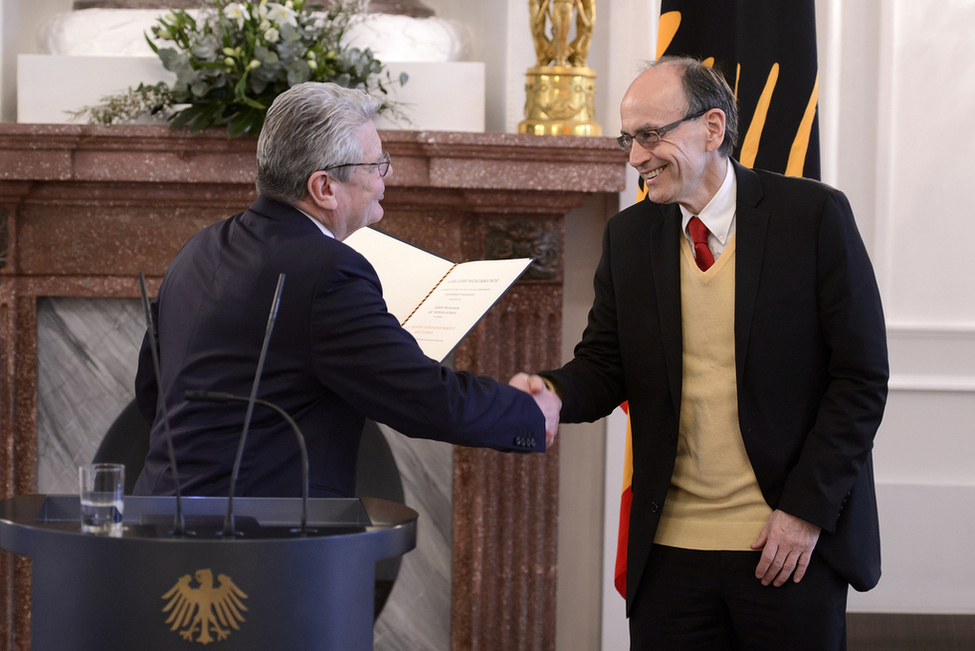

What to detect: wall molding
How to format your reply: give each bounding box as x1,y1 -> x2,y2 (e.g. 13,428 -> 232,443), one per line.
887,324 -> 975,338
886,323 -> 975,393
888,376 -> 975,393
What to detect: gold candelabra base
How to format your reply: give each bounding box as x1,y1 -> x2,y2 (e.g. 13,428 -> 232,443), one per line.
519,66 -> 601,137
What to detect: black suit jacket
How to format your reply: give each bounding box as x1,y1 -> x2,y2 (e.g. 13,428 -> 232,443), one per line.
134,195 -> 544,499
544,161 -> 888,611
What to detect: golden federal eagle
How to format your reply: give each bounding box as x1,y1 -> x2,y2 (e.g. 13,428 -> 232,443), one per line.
162,568 -> 248,644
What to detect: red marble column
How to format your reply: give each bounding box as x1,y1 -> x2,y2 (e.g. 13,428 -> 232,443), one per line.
0,124 -> 626,650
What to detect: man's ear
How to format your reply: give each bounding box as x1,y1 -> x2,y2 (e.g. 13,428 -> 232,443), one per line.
704,109 -> 727,153
306,171 -> 339,211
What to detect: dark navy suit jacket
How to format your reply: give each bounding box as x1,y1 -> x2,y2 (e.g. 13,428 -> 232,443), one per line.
134,195 -> 544,499
543,161 -> 888,612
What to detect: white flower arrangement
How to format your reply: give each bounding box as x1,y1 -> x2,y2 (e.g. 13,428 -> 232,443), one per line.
73,0 -> 407,136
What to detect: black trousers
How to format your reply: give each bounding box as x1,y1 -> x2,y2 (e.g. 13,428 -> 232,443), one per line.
629,544 -> 848,651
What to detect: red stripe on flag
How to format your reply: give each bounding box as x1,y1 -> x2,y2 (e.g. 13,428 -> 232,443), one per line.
614,484 -> 633,597
615,400 -> 631,598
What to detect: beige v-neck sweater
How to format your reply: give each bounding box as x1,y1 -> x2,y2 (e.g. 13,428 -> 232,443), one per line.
653,236 -> 772,550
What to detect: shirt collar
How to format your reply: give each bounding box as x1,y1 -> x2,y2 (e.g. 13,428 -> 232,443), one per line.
298,208 -> 335,239
679,158 -> 736,244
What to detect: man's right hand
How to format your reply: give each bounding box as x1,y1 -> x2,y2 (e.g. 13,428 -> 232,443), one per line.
509,372 -> 561,447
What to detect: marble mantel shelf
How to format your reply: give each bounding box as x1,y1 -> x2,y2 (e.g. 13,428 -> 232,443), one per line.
0,123 -> 627,651
0,123 -> 625,191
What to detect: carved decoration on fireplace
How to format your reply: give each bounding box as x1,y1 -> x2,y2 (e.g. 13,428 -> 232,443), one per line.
485,218 -> 559,281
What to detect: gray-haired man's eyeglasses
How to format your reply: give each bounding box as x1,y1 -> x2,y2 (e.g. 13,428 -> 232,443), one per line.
616,110 -> 709,153
322,151 -> 391,177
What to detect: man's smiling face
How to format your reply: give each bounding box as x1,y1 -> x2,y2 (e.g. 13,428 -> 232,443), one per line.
620,63 -> 719,215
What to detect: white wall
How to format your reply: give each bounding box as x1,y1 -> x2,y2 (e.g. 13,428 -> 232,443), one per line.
0,0 -> 73,121
825,0 -> 975,614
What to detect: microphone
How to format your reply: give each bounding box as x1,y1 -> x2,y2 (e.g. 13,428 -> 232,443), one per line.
185,390 -> 310,534
138,272 -> 185,536
222,273 -> 286,537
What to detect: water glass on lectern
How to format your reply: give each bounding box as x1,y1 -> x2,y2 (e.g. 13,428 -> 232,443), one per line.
79,463 -> 124,536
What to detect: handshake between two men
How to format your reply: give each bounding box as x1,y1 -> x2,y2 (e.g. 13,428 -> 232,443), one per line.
509,372 -> 561,449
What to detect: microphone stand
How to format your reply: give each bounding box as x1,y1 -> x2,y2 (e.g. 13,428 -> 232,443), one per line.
138,272 -> 185,535
185,391 -> 310,534
223,273 -> 286,537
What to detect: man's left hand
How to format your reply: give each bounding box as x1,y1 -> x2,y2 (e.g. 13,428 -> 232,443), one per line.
750,509 -> 822,587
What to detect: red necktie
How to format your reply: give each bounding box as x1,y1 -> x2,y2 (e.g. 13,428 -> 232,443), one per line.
688,216 -> 715,271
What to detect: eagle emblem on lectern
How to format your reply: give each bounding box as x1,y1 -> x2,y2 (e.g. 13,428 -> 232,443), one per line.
162,568 -> 248,644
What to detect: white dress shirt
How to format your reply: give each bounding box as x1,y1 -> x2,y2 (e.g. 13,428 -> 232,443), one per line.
679,158 -> 737,262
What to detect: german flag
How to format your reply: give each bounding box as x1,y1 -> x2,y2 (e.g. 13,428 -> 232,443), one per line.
614,0 -> 821,599
658,0 -> 821,179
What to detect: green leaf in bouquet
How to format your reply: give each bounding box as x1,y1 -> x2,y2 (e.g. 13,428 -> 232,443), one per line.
169,103 -> 208,129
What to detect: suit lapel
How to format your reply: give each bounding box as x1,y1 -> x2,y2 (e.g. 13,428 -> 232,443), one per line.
732,161 -> 769,385
647,202 -> 683,414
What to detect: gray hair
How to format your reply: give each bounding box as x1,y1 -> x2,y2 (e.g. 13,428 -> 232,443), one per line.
256,82 -> 381,204
643,56 -> 739,157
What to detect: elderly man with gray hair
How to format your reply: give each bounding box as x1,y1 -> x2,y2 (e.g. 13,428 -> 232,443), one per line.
133,82 -> 560,499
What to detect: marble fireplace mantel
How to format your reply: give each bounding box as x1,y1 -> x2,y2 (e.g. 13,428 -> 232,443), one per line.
0,124 -> 626,650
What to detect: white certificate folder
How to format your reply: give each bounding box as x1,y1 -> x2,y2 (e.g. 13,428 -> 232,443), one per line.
344,227 -> 533,362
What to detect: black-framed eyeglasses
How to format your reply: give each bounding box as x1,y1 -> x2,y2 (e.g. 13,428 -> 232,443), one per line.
322,151 -> 391,177
617,110 -> 709,153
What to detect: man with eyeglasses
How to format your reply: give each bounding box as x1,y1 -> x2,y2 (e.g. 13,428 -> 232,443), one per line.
514,57 -> 888,649
134,81 -> 561,500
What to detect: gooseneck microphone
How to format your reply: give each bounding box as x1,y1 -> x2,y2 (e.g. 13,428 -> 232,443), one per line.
222,273 -> 286,537
185,390 -> 310,534
138,272 -> 185,536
